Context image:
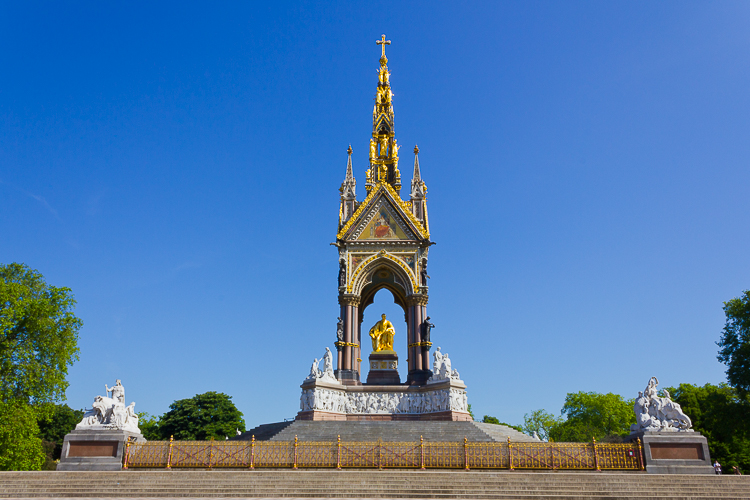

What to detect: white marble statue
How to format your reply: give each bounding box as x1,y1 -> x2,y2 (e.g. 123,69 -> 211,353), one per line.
321,347 -> 336,381
75,380 -> 141,434
306,358 -> 322,381
428,347 -> 463,383
631,376 -> 693,433
105,379 -> 125,403
432,347 -> 443,374
305,347 -> 338,382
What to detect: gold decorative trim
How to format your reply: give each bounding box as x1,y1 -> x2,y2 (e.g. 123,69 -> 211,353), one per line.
335,342 -> 360,348
347,251 -> 417,293
338,294 -> 361,306
408,342 -> 432,348
406,294 -> 429,306
336,183 -> 429,241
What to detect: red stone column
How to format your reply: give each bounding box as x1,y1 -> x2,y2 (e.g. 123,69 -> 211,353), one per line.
407,305 -> 416,372
337,303 -> 346,372
337,294 -> 361,383
344,304 -> 352,370
354,308 -> 361,373
414,303 -> 423,371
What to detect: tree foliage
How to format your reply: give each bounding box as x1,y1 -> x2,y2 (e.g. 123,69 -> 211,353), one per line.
0,263 -> 82,410
548,392 -> 635,442
523,409 -> 561,442
665,382 -> 750,472
137,412 -> 162,441
158,392 -> 245,440
0,400 -> 45,471
718,290 -> 750,395
37,404 -> 83,461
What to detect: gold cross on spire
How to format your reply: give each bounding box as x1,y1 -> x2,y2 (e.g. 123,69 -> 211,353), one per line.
377,34 -> 391,58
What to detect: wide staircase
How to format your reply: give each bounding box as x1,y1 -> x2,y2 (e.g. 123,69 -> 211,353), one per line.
237,421 -> 536,443
1,470 -> 748,498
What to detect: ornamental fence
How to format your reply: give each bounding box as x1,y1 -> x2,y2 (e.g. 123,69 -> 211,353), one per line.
124,436 -> 643,471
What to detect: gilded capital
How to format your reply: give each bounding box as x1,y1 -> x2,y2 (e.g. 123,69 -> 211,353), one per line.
406,294 -> 429,306
338,294 -> 361,307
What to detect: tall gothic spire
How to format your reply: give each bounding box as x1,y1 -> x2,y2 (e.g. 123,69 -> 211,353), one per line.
366,34 -> 401,195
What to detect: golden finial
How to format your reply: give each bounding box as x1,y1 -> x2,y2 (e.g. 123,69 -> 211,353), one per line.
347,145 -> 352,155
414,145 -> 419,154
377,34 -> 391,60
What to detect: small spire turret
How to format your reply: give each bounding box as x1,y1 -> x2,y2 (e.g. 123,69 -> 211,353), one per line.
340,145 -> 357,225
410,145 -> 427,221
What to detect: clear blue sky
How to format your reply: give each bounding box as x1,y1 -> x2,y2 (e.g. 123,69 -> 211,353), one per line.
2,1 -> 749,430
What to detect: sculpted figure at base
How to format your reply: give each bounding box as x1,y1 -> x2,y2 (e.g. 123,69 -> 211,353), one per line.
631,376 -> 693,433
321,347 -> 336,381
369,313 -> 395,352
429,347 -> 462,383
75,380 -> 140,434
306,358 -> 321,381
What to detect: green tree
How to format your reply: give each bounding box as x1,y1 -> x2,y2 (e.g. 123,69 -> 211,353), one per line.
0,263 -> 82,470
523,409 -> 561,442
665,383 -> 750,472
37,404 -> 83,462
718,290 -> 750,396
0,263 -> 82,408
158,392 -> 245,440
137,412 -> 163,441
549,392 -> 635,442
0,400 -> 45,471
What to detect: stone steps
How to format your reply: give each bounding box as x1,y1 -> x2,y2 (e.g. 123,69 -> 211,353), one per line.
1,471 -> 748,499
236,420 -> 538,443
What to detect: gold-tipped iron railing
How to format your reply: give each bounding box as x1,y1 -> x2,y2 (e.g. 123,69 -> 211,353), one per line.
124,435 -> 644,471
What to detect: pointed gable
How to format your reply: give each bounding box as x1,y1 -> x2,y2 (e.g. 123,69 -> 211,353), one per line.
356,197 -> 414,241
337,183 -> 429,242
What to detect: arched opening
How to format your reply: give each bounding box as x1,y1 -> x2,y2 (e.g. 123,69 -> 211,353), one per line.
360,288 -> 408,383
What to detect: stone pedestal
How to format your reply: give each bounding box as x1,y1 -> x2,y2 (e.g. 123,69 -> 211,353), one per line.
298,377 -> 470,421
57,429 -> 145,471
366,350 -> 400,385
629,431 -> 714,474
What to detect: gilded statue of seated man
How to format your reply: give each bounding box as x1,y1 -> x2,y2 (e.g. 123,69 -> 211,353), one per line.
369,313 -> 395,352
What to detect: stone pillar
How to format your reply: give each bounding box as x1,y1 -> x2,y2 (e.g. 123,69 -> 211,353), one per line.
358,311 -> 364,374
352,307 -> 362,373
413,304 -> 423,371
344,304 -> 352,370
336,294 -> 360,384
406,294 -> 430,385
407,305 -> 416,372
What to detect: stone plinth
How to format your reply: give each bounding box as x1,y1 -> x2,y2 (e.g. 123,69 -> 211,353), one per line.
629,431 -> 714,474
298,377 -> 470,421
366,350 -> 400,385
57,429 -> 145,471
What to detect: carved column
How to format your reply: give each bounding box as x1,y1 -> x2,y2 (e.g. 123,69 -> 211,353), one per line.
337,294 -> 361,384
406,294 -> 429,385
421,303 -> 430,371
